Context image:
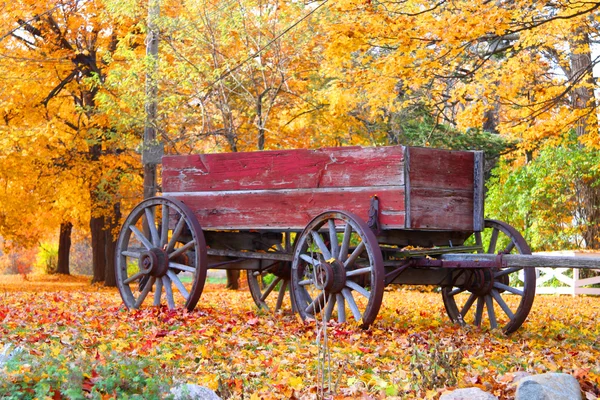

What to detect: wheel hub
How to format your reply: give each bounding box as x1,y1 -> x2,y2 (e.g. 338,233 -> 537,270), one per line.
139,248 -> 169,277
463,268 -> 494,296
313,259 -> 346,293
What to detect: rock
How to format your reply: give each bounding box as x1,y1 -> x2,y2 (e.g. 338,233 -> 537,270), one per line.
440,387 -> 498,400
515,373 -> 582,400
170,384 -> 221,400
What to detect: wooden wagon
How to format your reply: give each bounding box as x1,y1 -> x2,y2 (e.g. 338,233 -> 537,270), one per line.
115,145 -> 600,334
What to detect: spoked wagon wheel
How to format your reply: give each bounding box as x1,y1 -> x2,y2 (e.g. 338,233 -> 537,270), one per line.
116,197 -> 208,311
247,232 -> 294,313
441,219 -> 536,334
291,211 -> 384,328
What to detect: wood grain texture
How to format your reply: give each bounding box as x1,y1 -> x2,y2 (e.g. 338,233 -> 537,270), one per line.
163,146 -> 405,193
406,147 -> 477,231
441,253 -> 600,269
165,187 -> 406,230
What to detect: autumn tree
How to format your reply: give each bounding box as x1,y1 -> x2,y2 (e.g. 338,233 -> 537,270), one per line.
0,0 -> 142,280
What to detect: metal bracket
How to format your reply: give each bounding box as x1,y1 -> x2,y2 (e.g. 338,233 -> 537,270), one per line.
367,195 -> 381,235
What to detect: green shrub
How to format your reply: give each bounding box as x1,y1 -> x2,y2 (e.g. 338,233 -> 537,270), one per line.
0,349 -> 174,399
36,243 -> 58,275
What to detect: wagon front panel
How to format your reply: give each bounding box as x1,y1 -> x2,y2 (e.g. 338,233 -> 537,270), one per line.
404,147 -> 484,232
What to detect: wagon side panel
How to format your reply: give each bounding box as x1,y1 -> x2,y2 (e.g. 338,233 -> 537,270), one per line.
405,147 -> 484,231
162,146 -> 407,230
162,146 -> 405,192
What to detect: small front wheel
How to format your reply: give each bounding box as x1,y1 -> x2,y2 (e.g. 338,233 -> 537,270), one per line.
115,197 -> 207,311
441,219 -> 536,334
291,211 -> 384,328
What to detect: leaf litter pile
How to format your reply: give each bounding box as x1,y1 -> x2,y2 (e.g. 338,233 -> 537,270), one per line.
0,275 -> 599,399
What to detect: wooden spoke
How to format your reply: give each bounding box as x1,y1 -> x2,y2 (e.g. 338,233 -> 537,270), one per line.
275,280 -> 288,311
346,280 -> 370,298
324,293 -> 336,321
328,219 -> 339,260
153,278 -> 163,306
485,295 -> 498,329
252,263 -> 277,276
299,278 -> 314,286
170,262 -> 196,273
300,254 -> 319,265
169,240 -> 195,260
503,241 -> 515,254
493,282 -> 524,296
167,270 -> 190,301
448,287 -> 466,296
145,208 -> 160,247
166,216 -> 186,253
134,276 -> 156,308
163,276 -> 176,309
305,292 -> 325,315
339,224 -> 352,262
487,228 -> 499,254
342,288 -> 362,321
260,276 -> 282,302
344,242 -> 365,268
129,226 -> 153,250
160,204 -> 170,247
460,293 -> 477,317
494,267 -> 522,278
123,270 -> 148,285
310,231 -> 331,260
345,266 -> 371,277
336,293 -> 346,323
491,289 -> 514,319
121,250 -> 141,258
474,297 -> 484,326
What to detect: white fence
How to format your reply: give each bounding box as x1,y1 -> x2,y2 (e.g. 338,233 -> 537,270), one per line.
533,251 -> 600,295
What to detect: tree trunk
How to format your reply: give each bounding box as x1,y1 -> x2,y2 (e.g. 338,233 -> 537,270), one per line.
226,270 -> 240,290
91,215 -> 106,283
56,222 -> 72,275
569,29 -> 600,249
104,203 -> 121,287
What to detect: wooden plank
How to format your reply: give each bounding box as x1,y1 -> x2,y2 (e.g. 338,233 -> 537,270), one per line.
162,146 -> 405,193
404,147 -> 411,229
406,147 -> 475,190
165,186 -> 405,230
441,253 -> 600,269
406,147 -> 477,231
408,187 -> 474,230
473,151 -> 485,231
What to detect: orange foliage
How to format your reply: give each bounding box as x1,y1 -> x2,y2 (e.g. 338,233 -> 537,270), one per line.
1,278 -> 599,399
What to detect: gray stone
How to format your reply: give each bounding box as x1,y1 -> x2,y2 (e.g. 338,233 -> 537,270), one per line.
515,373 -> 582,400
170,384 -> 221,400
440,387 -> 498,400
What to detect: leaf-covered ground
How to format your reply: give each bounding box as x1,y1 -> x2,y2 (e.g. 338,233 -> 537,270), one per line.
1,274 -> 599,399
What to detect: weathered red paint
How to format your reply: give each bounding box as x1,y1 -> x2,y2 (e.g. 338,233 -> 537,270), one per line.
162,146 -> 405,193
169,187 -> 406,230
162,145 -> 482,232
405,147 -> 476,230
